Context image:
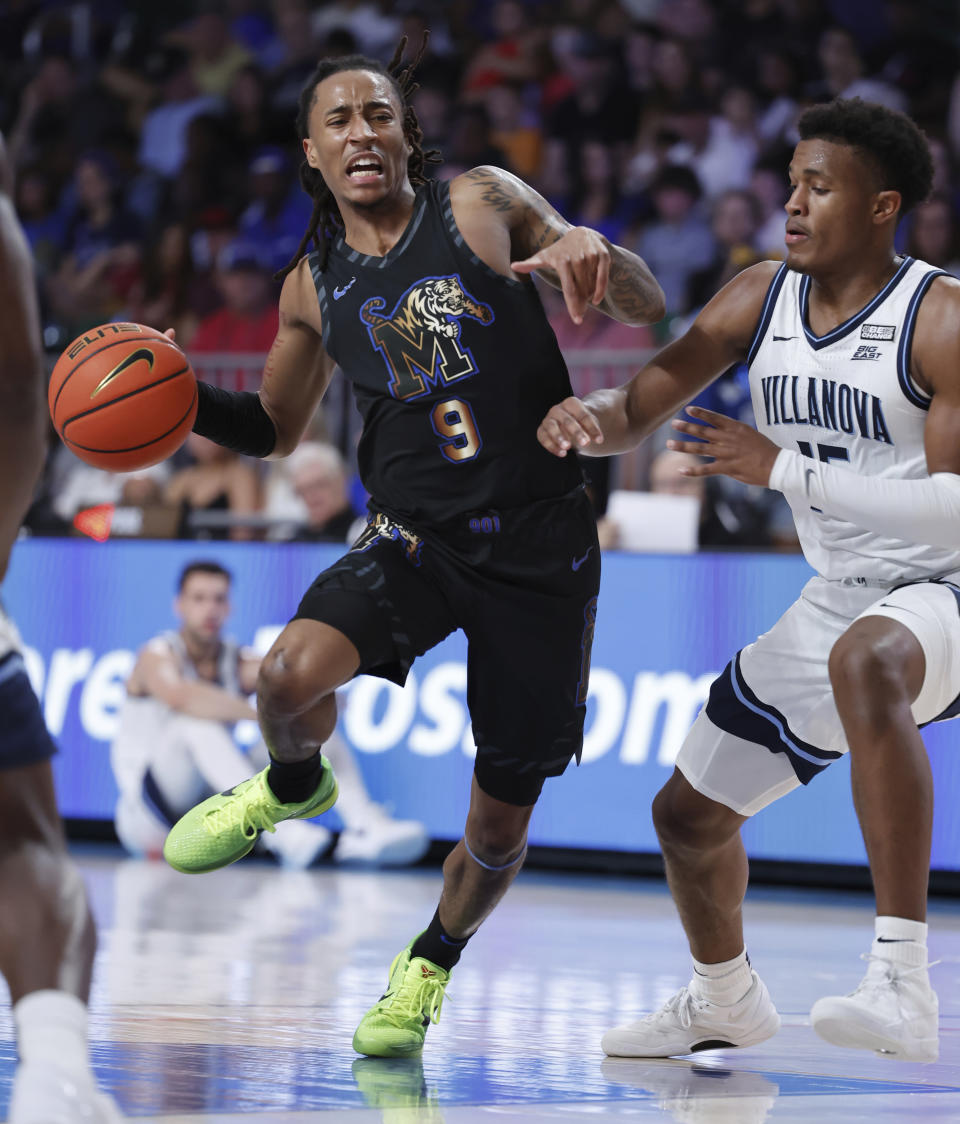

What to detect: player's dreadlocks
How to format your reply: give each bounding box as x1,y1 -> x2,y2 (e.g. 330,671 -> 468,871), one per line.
276,35 -> 440,280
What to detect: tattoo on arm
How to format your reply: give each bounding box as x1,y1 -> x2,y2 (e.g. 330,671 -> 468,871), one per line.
462,166 -> 568,260
600,247 -> 665,325
462,167 -> 522,214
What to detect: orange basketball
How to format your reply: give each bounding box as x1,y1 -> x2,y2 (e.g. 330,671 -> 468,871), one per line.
49,323 -> 197,472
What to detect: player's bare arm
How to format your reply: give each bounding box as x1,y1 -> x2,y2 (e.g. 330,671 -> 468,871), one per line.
450,165 -> 665,327
258,258 -> 336,457
910,274 -> 960,477
538,262 -> 779,458
130,643 -> 257,723
0,131 -> 47,575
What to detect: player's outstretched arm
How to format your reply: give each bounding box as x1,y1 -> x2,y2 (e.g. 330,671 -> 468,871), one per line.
538,263 -> 777,458
191,258 -> 334,459
0,131 -> 46,577
450,165 -> 665,327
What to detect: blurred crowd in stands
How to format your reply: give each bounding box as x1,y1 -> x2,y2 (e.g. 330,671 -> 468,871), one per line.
3,0 -> 959,550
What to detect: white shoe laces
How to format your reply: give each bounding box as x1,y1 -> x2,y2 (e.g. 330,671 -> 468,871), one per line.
848,953 -> 940,1005
653,987 -> 709,1030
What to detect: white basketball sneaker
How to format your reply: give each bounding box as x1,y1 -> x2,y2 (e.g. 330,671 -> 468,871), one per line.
334,806 -> 429,867
601,1059 -> 779,1124
602,971 -> 781,1058
9,1061 -> 124,1123
810,952 -> 939,1062
261,818 -> 333,869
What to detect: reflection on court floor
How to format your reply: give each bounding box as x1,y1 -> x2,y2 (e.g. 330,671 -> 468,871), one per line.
1,850 -> 959,1122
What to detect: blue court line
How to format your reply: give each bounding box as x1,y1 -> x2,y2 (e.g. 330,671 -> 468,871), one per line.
1,1043 -> 958,1114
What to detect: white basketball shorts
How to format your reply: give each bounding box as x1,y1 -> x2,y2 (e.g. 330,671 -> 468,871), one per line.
676,575 -> 960,816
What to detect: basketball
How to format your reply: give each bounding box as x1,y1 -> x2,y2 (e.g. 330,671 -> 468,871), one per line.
48,322 -> 198,472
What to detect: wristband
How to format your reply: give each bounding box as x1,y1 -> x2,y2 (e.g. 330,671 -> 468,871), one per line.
193,381 -> 277,458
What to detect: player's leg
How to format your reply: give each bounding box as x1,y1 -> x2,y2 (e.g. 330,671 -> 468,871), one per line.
433,776 -> 533,935
652,766 -> 749,965
354,492 -> 599,1058
0,761 -> 94,1004
601,716 -> 785,1058
165,530 -> 455,874
351,774 -> 536,1059
168,716 -> 334,869
0,654 -> 121,1122
810,583 -> 960,1063
603,580 -> 851,1058
828,614 -> 930,922
162,625 -> 350,873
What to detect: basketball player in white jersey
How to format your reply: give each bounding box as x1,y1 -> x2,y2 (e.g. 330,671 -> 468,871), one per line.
0,133 -> 123,1120
113,560 -> 429,868
538,97 -> 960,1063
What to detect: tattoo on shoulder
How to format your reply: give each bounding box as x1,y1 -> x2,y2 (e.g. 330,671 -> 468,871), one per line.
462,167 -> 520,214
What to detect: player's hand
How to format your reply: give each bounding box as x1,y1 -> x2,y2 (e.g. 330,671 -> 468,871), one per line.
537,396 -> 604,457
511,226 -> 610,325
667,405 -> 779,486
163,327 -> 177,341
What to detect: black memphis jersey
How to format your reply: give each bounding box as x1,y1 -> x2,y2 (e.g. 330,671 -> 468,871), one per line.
309,178 -> 583,526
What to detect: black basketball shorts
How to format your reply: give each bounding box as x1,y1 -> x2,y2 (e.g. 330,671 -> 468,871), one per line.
295,487 -> 601,806
0,651 -> 57,770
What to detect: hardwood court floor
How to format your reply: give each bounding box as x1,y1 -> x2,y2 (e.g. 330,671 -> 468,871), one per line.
2,848 -> 959,1122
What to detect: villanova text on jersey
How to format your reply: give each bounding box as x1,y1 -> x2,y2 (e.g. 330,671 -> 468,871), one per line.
758,373 -> 892,445
309,180 -> 582,528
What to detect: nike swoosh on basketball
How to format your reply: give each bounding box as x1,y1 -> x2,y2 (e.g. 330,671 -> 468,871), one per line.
90,347 -> 155,398
333,277 -> 357,300
572,546 -> 594,571
772,334 -> 796,342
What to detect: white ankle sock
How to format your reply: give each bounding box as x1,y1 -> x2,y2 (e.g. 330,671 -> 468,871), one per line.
14,990 -> 90,1074
691,950 -> 754,1006
874,915 -> 929,971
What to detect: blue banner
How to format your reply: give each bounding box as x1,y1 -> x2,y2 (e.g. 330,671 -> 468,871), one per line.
4,539 -> 957,868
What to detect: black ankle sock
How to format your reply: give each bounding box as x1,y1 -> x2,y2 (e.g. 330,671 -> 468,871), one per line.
266,751 -> 324,804
410,908 -> 471,971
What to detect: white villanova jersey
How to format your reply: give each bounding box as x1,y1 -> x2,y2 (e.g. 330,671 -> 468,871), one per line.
748,255 -> 959,583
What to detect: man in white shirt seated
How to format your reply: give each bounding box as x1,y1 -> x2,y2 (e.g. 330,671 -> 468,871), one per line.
111,559 -> 429,868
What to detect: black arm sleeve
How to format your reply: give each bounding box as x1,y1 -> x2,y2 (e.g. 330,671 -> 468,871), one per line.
193,381 -> 277,458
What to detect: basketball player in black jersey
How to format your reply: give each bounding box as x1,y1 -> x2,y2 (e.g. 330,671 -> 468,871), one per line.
161,38 -> 664,1056
0,133 -> 122,1120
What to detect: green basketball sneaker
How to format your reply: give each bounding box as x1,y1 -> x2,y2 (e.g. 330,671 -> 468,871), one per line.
163,758 -> 337,874
351,1058 -> 445,1124
353,942 -> 451,1057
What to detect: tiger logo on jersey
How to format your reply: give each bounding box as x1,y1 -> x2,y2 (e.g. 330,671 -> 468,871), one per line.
359,275 -> 494,401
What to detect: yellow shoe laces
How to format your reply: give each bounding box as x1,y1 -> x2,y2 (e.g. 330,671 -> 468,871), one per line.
203,778 -> 278,838
379,962 -> 448,1028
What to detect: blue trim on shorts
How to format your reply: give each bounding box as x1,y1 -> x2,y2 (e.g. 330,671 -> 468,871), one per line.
705,652 -> 842,785
927,583 -> 960,723
0,652 -> 58,770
